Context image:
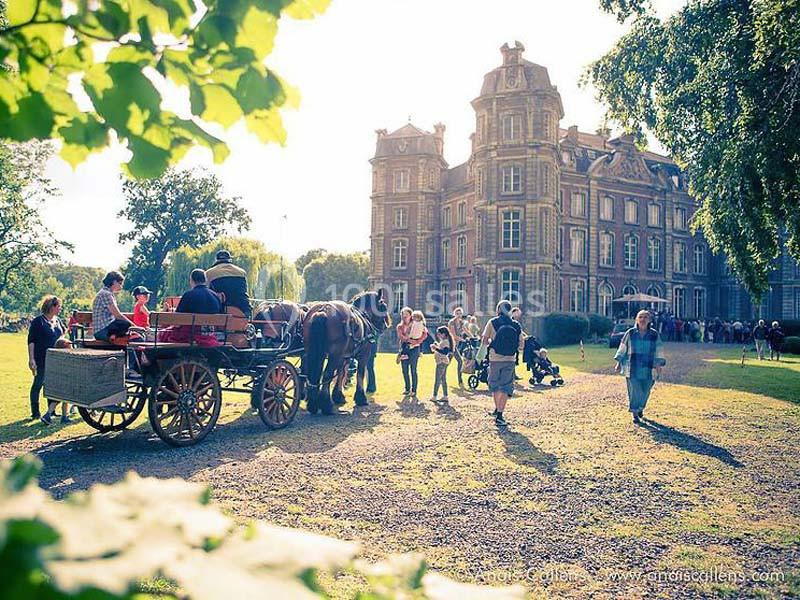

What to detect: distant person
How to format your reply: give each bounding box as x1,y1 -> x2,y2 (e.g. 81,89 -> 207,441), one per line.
206,250 -> 251,317
753,319 -> 769,360
27,295 -> 71,424
92,271 -> 135,341
481,300 -> 525,427
429,326 -> 454,403
614,310 -> 666,424
767,321 -> 785,361
132,286 -> 152,328
448,307 -> 468,387
67,309 -> 80,342
396,307 -> 425,397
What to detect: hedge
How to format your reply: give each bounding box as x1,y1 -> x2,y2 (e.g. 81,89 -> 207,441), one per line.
782,336 -> 800,355
588,313 -> 614,338
542,313 -> 589,346
779,320 -> 800,337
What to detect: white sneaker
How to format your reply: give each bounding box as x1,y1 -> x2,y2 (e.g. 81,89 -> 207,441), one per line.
428,396 -> 438,402
440,396 -> 449,403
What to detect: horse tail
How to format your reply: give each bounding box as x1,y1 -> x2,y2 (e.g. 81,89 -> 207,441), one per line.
304,312 -> 328,388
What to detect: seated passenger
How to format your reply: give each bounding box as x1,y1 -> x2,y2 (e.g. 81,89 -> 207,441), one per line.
92,271 -> 137,342
157,269 -> 222,347
206,250 -> 251,317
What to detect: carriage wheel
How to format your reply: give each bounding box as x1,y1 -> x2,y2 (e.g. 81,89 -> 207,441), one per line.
253,360 -> 300,430
78,381 -> 147,432
468,375 -> 479,390
148,359 -> 221,447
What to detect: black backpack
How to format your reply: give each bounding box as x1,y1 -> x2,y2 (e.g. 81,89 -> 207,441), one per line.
490,316 -> 520,357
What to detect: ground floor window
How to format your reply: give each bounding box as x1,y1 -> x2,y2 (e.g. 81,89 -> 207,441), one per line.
693,288 -> 706,319
570,279 -> 586,313
674,287 -> 686,318
599,283 -> 613,317
392,282 -> 407,312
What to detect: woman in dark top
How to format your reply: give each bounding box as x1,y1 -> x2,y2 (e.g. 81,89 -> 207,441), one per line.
27,295 -> 71,423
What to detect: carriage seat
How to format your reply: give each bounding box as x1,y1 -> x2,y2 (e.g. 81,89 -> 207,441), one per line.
71,312 -> 137,348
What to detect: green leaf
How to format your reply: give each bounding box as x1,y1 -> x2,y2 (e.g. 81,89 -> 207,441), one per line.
95,1 -> 131,38
189,82 -> 205,116
201,84 -> 242,128
170,117 -> 230,163
59,115 -> 109,166
0,92 -> 56,140
245,108 -> 286,144
7,1 -> 37,27
125,135 -> 172,179
235,6 -> 277,61
236,68 -> 283,114
283,0 -> 331,20
1,456 -> 41,493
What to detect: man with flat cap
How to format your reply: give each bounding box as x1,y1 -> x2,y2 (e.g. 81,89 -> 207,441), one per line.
206,249 -> 251,317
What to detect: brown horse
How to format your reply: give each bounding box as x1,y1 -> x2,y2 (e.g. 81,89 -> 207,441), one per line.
253,300 -> 307,352
303,290 -> 390,414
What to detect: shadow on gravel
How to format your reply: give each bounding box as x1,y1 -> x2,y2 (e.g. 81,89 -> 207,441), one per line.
31,401 -> 387,495
497,428 -> 558,474
639,419 -> 743,468
396,396 -> 431,419
435,402 -> 462,421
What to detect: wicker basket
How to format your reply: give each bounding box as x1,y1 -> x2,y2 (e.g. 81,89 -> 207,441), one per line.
44,348 -> 127,408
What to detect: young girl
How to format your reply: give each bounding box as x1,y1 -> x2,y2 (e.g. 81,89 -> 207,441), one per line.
430,325 -> 454,403
398,310 -> 427,362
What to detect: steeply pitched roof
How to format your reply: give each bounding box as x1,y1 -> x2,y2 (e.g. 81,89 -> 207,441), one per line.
443,162 -> 469,189
374,122 -> 439,158
385,123 -> 431,138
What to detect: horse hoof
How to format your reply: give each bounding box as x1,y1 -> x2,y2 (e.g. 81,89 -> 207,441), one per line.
332,390 -> 346,406
354,389 -> 368,406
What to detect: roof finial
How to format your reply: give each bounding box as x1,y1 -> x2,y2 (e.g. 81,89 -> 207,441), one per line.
407,114 -> 412,123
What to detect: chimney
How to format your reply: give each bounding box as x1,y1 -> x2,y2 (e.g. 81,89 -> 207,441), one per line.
433,122 -> 445,156
567,125 -> 579,142
375,128 -> 387,140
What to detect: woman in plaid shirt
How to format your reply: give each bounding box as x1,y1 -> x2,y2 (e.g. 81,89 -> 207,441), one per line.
614,310 -> 666,424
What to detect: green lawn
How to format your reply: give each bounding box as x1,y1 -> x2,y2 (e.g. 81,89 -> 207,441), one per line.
2,332 -> 799,598
1,333 -> 798,444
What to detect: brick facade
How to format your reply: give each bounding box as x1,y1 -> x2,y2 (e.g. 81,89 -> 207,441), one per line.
369,42 -> 800,322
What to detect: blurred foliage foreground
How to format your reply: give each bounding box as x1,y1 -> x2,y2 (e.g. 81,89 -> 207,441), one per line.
0,455 -> 523,599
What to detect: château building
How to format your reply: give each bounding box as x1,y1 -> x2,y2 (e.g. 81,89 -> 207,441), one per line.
368,42 -> 800,322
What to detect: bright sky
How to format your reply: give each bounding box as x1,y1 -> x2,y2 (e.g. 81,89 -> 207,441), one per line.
42,0 -> 683,270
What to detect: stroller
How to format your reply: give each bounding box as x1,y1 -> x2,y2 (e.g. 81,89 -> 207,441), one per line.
523,337 -> 565,386
467,357 -> 490,390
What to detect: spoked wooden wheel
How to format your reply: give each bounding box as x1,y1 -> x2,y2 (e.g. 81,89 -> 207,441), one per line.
253,360 -> 300,429
78,381 -> 147,432
148,359 -> 221,447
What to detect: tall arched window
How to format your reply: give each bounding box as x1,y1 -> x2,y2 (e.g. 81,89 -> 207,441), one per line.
648,237 -> 662,271
624,234 -> 639,268
570,279 -> 586,313
623,284 -> 638,296
600,231 -> 614,267
599,283 -> 614,317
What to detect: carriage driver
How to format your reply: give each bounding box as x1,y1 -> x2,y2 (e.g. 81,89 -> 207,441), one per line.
206,250 -> 251,317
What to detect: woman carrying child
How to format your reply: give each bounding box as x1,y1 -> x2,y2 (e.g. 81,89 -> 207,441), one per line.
430,325 -> 454,403
396,307 -> 427,397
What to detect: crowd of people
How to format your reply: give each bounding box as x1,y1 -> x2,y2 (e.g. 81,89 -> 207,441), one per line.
22,260 -> 792,430
395,301 -> 528,427
644,311 -> 787,360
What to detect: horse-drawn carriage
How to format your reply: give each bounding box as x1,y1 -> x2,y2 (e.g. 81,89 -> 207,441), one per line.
45,301 -> 306,447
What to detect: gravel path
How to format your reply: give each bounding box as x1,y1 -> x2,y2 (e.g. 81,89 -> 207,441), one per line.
2,345 -> 798,599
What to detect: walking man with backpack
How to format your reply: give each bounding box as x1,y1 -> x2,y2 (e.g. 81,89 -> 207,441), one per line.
481,300 -> 525,427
